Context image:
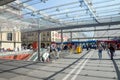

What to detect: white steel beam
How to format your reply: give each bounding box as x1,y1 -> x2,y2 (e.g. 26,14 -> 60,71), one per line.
0,0 -> 15,6
82,0 -> 99,23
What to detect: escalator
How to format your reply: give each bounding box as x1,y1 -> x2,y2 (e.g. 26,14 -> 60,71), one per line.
27,48 -> 47,61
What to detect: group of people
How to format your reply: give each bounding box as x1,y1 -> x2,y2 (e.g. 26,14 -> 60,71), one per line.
98,43 -> 115,60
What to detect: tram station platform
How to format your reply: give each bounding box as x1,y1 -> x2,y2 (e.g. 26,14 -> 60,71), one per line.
0,50 -> 119,80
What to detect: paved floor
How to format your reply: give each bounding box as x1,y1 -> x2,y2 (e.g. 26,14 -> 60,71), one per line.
0,50 -> 119,80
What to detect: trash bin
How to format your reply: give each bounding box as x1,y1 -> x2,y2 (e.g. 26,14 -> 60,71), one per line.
76,46 -> 82,54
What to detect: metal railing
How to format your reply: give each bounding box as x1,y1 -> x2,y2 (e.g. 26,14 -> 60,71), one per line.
27,48 -> 47,61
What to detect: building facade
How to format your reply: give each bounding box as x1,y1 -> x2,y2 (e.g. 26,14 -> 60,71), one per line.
0,31 -> 21,51
21,31 -> 68,48
0,0 -> 22,51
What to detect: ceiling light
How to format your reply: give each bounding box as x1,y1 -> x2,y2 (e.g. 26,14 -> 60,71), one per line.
56,8 -> 60,12
31,12 -> 35,16
41,0 -> 48,3
66,13 -> 69,17
79,1 -> 83,7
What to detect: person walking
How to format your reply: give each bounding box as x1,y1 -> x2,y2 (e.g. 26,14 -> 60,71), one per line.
56,45 -> 61,59
109,44 -> 115,60
98,44 -> 103,60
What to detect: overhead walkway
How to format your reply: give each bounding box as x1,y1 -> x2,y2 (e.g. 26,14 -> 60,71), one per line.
0,50 -> 119,80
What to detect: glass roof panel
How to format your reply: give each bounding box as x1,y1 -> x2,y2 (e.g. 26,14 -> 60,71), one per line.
0,0 -> 120,39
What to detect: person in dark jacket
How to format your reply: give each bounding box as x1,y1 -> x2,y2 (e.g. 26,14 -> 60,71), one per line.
109,44 -> 115,60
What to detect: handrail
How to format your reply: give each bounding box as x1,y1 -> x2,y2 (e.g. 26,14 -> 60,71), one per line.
28,52 -> 38,61
27,48 -> 47,61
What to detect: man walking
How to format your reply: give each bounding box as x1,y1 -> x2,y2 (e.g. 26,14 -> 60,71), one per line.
109,44 -> 115,60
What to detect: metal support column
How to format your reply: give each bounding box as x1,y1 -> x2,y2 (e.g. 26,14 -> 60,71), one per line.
61,29 -> 63,44
108,25 -> 110,40
70,31 -> 72,42
0,27 -> 1,39
13,30 -> 16,49
61,29 -> 63,50
37,31 -> 41,61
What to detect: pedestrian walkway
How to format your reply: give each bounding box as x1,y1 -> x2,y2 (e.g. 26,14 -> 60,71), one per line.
76,50 -> 119,80
0,50 -> 119,80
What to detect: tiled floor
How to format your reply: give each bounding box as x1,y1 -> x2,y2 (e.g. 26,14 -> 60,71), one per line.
0,50 -> 119,80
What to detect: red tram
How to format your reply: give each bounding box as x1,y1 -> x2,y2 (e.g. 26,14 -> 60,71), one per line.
97,40 -> 120,50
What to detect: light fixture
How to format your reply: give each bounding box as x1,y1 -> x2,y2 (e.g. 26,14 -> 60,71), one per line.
56,8 -> 60,12
31,12 -> 35,16
66,13 -> 69,17
73,17 -> 75,20
41,0 -> 48,3
89,2 -> 92,6
86,9 -> 89,14
79,1 -> 83,8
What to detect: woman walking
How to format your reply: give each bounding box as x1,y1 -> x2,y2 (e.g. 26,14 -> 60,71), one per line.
98,44 -> 103,60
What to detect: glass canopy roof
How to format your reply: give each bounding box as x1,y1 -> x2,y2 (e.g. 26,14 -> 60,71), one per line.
0,0 -> 120,39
